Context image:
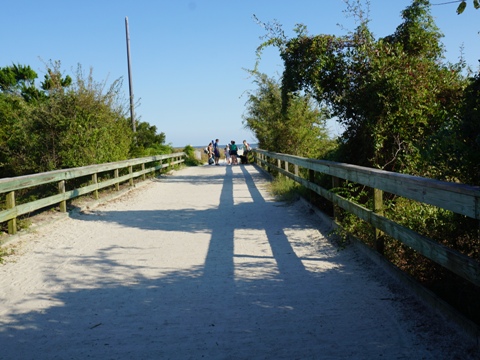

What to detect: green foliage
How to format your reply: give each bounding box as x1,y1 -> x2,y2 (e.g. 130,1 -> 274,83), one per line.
0,64 -> 38,99
251,0 -> 480,326
41,66 -> 73,91
135,122 -> 166,149
0,93 -> 36,176
242,71 -> 336,159
129,121 -> 171,158
182,145 -> 203,166
268,176 -> 303,202
456,0 -> 480,14
0,62 -> 135,176
455,73 -> 480,185
258,0 -> 469,176
242,72 -> 282,151
0,246 -> 14,264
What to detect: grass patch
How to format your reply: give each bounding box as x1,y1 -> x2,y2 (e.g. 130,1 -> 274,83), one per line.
0,246 -> 14,264
268,176 -> 304,202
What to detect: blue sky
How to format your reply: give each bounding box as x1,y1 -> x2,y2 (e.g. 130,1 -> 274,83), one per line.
2,1 -> 479,147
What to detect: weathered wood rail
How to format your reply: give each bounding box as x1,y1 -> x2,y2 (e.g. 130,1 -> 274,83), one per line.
0,153 -> 185,236
252,149 -> 480,288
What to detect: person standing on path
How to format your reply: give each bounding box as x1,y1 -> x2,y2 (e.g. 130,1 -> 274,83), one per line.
207,142 -> 214,165
224,144 -> 231,165
230,140 -> 238,165
213,139 -> 221,165
242,140 -> 250,164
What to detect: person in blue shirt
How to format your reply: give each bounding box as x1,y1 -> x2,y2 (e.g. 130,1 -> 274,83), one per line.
213,139 -> 221,165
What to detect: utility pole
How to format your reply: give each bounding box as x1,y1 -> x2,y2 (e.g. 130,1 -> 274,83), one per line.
125,16 -> 136,133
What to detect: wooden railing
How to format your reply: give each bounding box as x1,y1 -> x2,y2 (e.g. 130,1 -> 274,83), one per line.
0,153 -> 185,235
252,149 -> 480,287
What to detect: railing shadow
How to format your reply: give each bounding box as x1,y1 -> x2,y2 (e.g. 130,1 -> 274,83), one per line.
0,165 -> 471,358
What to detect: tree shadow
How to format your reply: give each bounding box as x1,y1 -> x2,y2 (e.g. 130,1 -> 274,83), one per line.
0,165 -> 472,359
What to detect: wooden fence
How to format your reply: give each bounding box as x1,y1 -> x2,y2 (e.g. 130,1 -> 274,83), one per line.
0,153 -> 185,236
252,149 -> 480,288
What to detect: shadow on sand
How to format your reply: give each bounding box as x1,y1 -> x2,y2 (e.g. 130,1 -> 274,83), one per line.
1,165 -> 472,359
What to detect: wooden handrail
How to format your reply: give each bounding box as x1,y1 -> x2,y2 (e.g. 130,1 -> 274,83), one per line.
252,149 -> 480,287
0,152 -> 185,235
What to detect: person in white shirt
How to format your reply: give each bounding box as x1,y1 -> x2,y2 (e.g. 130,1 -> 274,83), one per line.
224,145 -> 231,165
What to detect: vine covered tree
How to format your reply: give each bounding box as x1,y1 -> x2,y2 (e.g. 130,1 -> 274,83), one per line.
258,0 -> 467,177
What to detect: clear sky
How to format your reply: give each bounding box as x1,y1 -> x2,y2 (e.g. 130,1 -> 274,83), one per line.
2,1 -> 479,147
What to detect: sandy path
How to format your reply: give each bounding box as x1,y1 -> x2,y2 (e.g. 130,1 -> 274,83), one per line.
0,164 -> 476,359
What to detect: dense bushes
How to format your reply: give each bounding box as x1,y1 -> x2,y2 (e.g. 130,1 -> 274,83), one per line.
0,62 -> 170,178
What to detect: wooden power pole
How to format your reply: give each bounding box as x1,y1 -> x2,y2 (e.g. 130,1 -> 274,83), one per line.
125,16 -> 136,133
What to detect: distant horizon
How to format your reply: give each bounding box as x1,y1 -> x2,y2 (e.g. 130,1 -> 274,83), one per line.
187,142 -> 258,149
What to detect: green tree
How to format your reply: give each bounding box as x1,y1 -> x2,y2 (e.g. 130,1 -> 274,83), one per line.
0,92 -> 35,177
261,0 -> 466,175
453,72 -> 480,184
242,71 -> 334,159
0,64 -> 43,102
242,72 -> 281,151
130,121 -> 170,157
135,122 -> 165,148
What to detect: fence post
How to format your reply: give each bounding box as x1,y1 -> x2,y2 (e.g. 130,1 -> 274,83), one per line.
92,173 -> 99,200
58,180 -> 67,212
6,191 -> 16,235
373,188 -> 384,254
142,163 -> 146,181
309,169 -> 316,204
294,164 -> 299,177
114,169 -> 120,191
285,161 -> 289,176
332,176 -> 340,222
129,166 -> 134,187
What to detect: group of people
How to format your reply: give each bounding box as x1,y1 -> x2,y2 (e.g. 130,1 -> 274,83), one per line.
206,139 -> 250,166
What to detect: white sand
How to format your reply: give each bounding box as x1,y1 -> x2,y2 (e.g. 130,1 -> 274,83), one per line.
0,164 -> 477,359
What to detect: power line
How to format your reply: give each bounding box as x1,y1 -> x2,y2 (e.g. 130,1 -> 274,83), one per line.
431,0 -> 462,5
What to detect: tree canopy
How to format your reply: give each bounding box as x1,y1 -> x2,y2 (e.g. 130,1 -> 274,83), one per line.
255,0 -> 472,182
242,70 -> 334,159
